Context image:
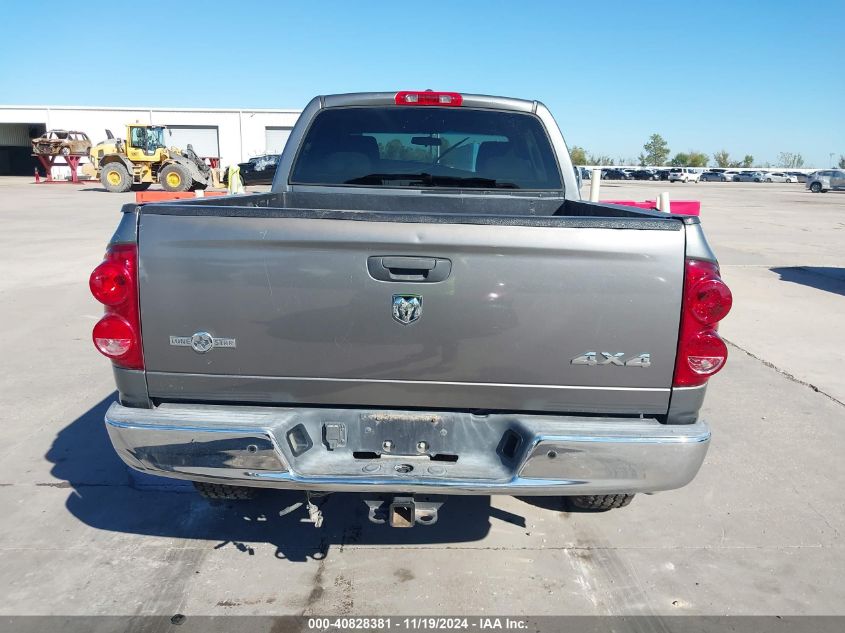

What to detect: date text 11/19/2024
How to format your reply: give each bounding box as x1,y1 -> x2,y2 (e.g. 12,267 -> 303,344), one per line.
306,617 -> 529,630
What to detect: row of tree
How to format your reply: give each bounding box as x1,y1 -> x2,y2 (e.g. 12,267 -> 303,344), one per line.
570,134 -> 817,169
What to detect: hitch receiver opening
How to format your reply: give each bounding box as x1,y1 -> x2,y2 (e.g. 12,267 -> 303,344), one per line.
366,496 -> 445,527
390,497 -> 416,528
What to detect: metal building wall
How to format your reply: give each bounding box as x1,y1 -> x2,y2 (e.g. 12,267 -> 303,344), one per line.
0,106 -> 303,169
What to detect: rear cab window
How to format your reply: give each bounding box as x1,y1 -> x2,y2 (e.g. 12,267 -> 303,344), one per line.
290,107 -> 562,190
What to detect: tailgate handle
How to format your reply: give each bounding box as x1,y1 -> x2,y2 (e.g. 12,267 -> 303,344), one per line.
367,256 -> 452,283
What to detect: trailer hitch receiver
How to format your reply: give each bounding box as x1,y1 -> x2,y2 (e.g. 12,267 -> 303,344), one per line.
364,496 -> 444,527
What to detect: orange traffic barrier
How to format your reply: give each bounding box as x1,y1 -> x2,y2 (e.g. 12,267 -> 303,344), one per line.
604,199 -> 701,216
135,190 -> 228,204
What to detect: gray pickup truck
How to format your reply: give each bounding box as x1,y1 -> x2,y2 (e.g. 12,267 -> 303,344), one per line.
89,91 -> 732,527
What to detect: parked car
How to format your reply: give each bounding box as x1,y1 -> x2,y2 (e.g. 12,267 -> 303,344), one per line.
787,171 -> 808,183
763,172 -> 796,183
602,169 -> 631,180
806,170 -> 845,193
722,171 -> 740,181
31,130 -> 92,157
700,171 -> 728,182
223,154 -> 280,186
655,169 -> 671,181
630,169 -> 658,180
735,171 -> 765,182
668,168 -> 701,183
89,90 -> 731,524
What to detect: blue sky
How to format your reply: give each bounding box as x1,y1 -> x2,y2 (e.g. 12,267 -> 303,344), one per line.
1,1 -> 842,167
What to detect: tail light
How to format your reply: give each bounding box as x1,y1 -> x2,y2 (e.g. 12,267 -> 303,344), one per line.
673,259 -> 733,387
89,244 -> 143,369
395,91 -> 463,106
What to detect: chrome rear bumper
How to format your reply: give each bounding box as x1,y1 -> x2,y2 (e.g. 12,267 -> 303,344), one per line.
105,402 -> 710,496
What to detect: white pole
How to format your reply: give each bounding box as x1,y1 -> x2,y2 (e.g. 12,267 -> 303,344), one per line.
589,168 -> 602,202
656,191 -> 671,213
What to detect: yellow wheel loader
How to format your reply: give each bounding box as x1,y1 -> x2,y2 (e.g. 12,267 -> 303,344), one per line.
90,124 -> 212,193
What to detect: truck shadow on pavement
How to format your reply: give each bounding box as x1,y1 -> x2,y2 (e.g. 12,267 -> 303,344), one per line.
46,394 -> 524,562
771,267 -> 845,297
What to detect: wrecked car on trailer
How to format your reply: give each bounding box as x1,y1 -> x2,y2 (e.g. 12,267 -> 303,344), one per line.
31,129 -> 92,156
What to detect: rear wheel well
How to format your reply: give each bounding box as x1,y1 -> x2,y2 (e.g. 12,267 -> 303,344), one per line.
99,155 -> 133,170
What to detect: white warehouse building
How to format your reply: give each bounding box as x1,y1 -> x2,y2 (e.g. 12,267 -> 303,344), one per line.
0,105 -> 303,176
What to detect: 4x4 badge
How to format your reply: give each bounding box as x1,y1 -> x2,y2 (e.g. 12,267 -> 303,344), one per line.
571,352 -> 651,367
169,332 -> 237,354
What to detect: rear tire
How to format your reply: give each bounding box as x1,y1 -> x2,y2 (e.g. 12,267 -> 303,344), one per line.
565,494 -> 635,511
100,163 -> 132,193
193,481 -> 256,501
159,163 -> 192,192
810,182 -> 822,193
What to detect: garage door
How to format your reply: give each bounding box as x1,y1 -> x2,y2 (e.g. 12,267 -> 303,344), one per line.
265,127 -> 292,154
0,123 -> 45,175
166,126 -> 219,159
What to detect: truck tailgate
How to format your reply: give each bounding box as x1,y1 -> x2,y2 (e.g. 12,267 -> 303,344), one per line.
138,210 -> 685,414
